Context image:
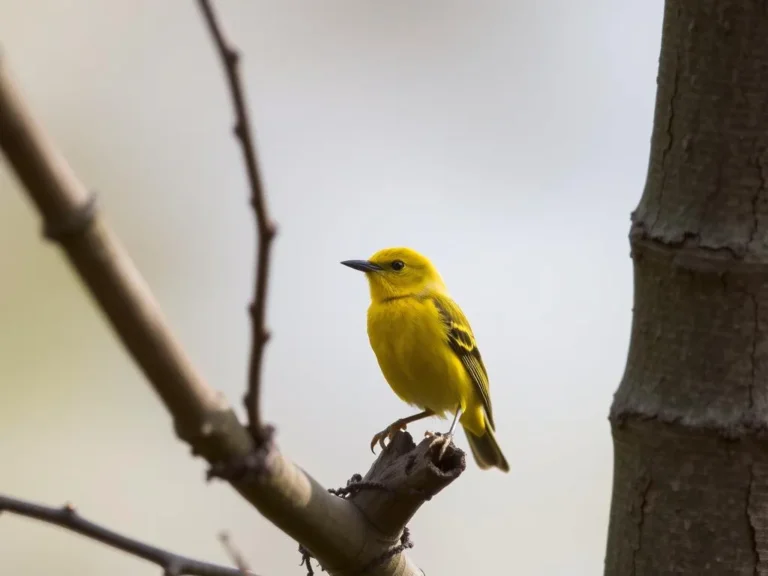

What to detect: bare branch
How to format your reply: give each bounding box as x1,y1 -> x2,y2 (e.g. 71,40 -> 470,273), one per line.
0,10 -> 465,572
218,532 -> 252,575
197,0 -> 276,439
0,495 -> 256,576
348,431 -> 465,535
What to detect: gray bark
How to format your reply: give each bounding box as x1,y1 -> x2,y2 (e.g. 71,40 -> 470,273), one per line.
605,0 -> 768,574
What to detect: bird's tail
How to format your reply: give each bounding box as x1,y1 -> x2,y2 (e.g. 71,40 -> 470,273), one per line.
464,425 -> 509,472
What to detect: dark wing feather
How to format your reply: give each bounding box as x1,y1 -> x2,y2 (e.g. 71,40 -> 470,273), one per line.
430,293 -> 495,429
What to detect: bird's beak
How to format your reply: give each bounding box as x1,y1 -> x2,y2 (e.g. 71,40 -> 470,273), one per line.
340,259 -> 383,272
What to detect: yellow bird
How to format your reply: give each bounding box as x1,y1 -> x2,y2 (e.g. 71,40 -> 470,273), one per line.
341,247 -> 509,472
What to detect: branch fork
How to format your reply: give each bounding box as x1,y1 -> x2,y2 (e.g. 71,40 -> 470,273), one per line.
0,2 -> 465,574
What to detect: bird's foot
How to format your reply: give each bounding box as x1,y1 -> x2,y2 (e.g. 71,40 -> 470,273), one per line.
370,422 -> 408,454
425,430 -> 454,461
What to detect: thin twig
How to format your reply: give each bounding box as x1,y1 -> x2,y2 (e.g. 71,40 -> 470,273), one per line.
218,532 -> 252,575
298,544 -> 317,576
327,474 -> 394,499
0,495 -> 257,576
197,0 -> 276,441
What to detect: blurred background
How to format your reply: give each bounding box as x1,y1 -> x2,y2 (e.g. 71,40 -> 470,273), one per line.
0,1 -> 662,574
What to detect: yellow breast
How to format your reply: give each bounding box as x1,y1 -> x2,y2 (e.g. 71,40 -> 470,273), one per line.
366,296 -> 471,417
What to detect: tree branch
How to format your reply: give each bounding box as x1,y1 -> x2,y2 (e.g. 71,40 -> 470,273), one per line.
0,495 -> 255,576
218,532 -> 252,575
0,3 -> 465,573
197,0 -> 276,440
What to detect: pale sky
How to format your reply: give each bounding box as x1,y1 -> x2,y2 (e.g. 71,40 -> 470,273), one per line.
0,2 -> 663,574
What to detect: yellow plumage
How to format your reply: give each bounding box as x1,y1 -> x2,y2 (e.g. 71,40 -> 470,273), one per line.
341,247 -> 509,472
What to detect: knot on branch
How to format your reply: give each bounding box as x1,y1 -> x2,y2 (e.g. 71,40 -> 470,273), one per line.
163,559 -> 184,576
42,193 -> 98,242
206,424 -> 276,482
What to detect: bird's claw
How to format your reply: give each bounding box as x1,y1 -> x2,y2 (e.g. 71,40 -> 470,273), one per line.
370,423 -> 408,454
425,430 -> 454,461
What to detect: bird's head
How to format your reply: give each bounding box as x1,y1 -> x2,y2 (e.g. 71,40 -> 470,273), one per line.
341,247 -> 445,303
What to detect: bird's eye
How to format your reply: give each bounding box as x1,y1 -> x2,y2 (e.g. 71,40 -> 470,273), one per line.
391,260 -> 405,271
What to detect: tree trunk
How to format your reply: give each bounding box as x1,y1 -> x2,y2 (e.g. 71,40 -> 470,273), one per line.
605,0 -> 768,574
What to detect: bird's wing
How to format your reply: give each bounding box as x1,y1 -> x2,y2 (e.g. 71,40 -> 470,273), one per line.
429,292 -> 495,429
